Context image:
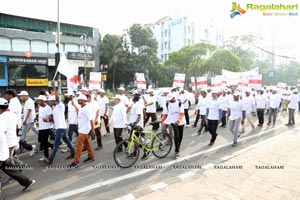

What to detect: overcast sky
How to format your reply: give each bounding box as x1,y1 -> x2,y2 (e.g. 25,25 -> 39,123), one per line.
2,0 -> 300,58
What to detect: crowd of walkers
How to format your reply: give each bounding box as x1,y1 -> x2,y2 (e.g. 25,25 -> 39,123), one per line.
0,83 -> 299,192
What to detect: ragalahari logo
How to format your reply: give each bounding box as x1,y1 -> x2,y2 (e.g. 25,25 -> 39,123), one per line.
230,2 -> 246,18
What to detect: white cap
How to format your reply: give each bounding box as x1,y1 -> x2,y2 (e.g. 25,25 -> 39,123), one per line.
162,89 -> 170,94
233,91 -> 240,96
200,88 -> 207,92
76,91 -> 82,95
18,91 -> 29,96
166,94 -> 175,101
211,89 -> 218,94
146,89 -> 154,93
245,88 -> 251,93
117,87 -> 125,91
80,87 -> 88,91
0,98 -> 8,106
48,95 -> 56,101
114,94 -> 123,100
36,95 -> 47,101
98,89 -> 105,93
179,88 -> 184,92
77,94 -> 87,101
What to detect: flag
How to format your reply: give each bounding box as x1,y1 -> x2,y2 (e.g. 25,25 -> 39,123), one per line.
196,77 -> 207,89
191,77 -> 196,91
173,73 -> 185,88
79,74 -> 84,86
56,54 -> 72,78
67,65 -> 78,93
89,72 -> 102,90
136,73 -> 147,89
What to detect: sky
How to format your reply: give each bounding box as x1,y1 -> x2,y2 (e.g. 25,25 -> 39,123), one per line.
2,0 -> 300,59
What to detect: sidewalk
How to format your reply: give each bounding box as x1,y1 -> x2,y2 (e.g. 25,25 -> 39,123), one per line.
135,128 -> 300,200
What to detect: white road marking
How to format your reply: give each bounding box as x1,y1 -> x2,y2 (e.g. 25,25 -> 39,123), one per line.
202,163 -> 215,169
221,155 -> 232,161
41,123 -> 293,200
178,171 -> 195,180
150,182 -> 168,191
114,194 -> 135,200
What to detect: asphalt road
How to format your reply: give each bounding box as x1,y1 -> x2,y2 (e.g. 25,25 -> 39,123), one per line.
1,108 -> 298,200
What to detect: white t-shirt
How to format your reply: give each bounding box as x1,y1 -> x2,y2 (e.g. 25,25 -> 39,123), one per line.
0,111 -> 19,148
52,99 -> 67,129
218,95 -> 229,111
228,101 -> 244,121
68,100 -> 78,125
38,105 -> 53,130
88,100 -> 100,122
145,95 -> 157,113
78,104 -> 93,134
178,93 -> 189,109
0,123 -> 9,161
8,97 -> 22,128
97,95 -> 109,116
242,95 -> 256,114
23,97 -> 36,123
255,94 -> 268,109
196,96 -> 209,115
163,100 -> 185,125
119,94 -> 129,106
129,101 -> 144,128
109,103 -> 127,128
288,94 -> 299,109
268,93 -> 281,109
207,99 -> 222,120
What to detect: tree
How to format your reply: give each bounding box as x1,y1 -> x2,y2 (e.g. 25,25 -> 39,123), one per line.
202,50 -> 242,76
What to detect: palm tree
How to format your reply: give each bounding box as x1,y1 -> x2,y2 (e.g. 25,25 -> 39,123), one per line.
101,34 -> 123,90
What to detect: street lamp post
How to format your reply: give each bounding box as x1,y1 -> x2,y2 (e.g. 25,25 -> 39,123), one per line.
83,34 -> 87,87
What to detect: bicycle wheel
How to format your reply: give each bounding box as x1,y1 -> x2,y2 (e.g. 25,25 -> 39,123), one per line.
113,140 -> 140,168
151,132 -> 172,158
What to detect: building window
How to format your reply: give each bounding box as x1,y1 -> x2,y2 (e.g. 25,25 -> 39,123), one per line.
31,40 -> 47,53
165,30 -> 168,37
187,26 -> 191,34
161,43 -> 163,50
0,63 -> 5,79
8,64 -> 47,79
205,29 -> 209,40
164,42 -> 168,49
161,31 -> 164,38
0,37 -> 11,51
161,55 -> 164,61
168,42 -> 171,50
12,39 -> 30,52
187,39 -> 190,45
65,44 -> 79,52
79,45 -> 92,53
169,29 -> 171,37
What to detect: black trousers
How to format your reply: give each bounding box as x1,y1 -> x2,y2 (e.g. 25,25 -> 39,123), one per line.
39,129 -> 52,158
221,110 -> 227,126
101,116 -> 110,133
193,110 -> 200,126
68,124 -> 78,142
94,126 -> 102,147
184,109 -> 190,125
207,120 -> 218,143
144,112 -> 157,127
198,115 -> 208,132
114,128 -> 124,150
171,124 -> 184,153
257,109 -> 265,125
0,159 -> 32,187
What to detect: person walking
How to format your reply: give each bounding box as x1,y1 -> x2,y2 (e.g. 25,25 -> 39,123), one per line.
46,81 -> 75,164
240,88 -> 256,133
228,92 -> 245,147
142,89 -> 158,128
286,89 -> 299,126
160,93 -> 185,158
97,89 -> 111,136
255,89 -> 268,127
4,89 -> 22,135
206,90 -> 222,146
68,94 -> 95,169
218,90 -> 229,128
196,89 -> 209,135
267,89 -> 281,126
108,95 -> 127,152
178,88 -> 190,127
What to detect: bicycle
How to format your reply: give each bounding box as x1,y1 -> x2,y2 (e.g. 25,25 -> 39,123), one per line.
113,122 -> 173,168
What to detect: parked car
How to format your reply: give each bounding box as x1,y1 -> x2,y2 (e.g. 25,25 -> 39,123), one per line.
153,87 -> 196,110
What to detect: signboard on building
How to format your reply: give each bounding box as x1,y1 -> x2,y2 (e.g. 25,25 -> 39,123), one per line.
67,52 -> 94,60
26,78 -> 48,86
8,57 -> 48,65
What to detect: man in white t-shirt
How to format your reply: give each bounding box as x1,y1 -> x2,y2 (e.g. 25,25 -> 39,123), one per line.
178,88 -> 190,127
0,123 -> 36,192
69,94 -> 95,169
36,95 -> 54,163
5,89 -> 22,134
97,89 -> 111,136
47,81 -> 75,164
286,89 -> 299,126
18,91 -> 39,141
67,93 -> 79,142
142,89 -> 158,128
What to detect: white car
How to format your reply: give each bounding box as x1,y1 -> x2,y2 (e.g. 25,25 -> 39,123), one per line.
153,87 -> 195,110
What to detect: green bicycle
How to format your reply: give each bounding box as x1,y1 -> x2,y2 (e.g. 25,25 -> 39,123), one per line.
113,122 -> 173,168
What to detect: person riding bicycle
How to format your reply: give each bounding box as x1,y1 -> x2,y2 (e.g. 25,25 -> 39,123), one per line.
127,94 -> 150,160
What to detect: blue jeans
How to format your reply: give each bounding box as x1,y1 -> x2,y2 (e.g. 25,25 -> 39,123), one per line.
49,129 -> 75,161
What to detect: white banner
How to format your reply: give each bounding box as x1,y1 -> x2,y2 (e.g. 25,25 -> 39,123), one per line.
210,76 -> 222,91
88,72 -> 102,90
196,77 -> 207,89
297,79 -> 300,87
191,77 -> 196,91
136,73 -> 147,89
277,82 -> 287,91
222,67 -> 259,85
173,73 -> 185,88
249,74 -> 262,88
238,78 -> 249,91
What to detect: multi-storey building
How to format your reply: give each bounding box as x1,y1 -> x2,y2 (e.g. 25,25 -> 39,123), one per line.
0,13 -> 100,96
146,16 -> 224,62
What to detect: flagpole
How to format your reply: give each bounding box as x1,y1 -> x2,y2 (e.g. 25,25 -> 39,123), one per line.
54,0 -> 61,93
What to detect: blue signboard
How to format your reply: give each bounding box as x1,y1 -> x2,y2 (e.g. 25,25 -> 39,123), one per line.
0,56 -> 8,86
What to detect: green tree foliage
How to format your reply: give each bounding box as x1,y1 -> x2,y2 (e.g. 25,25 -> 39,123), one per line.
202,50 -> 242,76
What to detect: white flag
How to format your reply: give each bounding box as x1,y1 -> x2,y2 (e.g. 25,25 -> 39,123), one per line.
57,54 -> 72,78
136,73 -> 147,89
191,77 -> 196,91
89,72 -> 102,90
67,65 -> 78,93
196,77 -> 207,89
173,73 -> 185,88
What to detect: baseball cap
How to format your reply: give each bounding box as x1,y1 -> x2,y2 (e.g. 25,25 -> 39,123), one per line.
80,87 -> 88,91
114,94 -> 123,100
0,98 -> 8,106
77,94 -> 87,101
233,91 -> 240,96
17,91 -> 29,96
98,89 -> 105,93
36,95 -> 47,101
166,94 -> 175,101
211,89 -> 218,94
146,89 -> 154,93
117,87 -> 125,91
245,88 -> 251,93
48,95 -> 56,101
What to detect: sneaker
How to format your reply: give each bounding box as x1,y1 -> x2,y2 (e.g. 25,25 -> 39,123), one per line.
285,123 -> 291,127
83,157 -> 95,163
128,152 -> 137,158
29,145 -> 36,157
95,146 -> 103,150
197,130 -> 202,135
39,157 -> 46,162
185,125 -> 190,128
251,125 -> 255,129
115,148 -> 123,152
239,130 -> 245,134
23,180 -> 35,192
141,151 -> 150,160
191,125 -> 196,128
232,142 -> 238,147
61,149 -> 70,153
175,152 -> 181,158
104,132 -> 110,137
68,162 -> 79,170
267,123 -> 271,125
208,142 -> 214,146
